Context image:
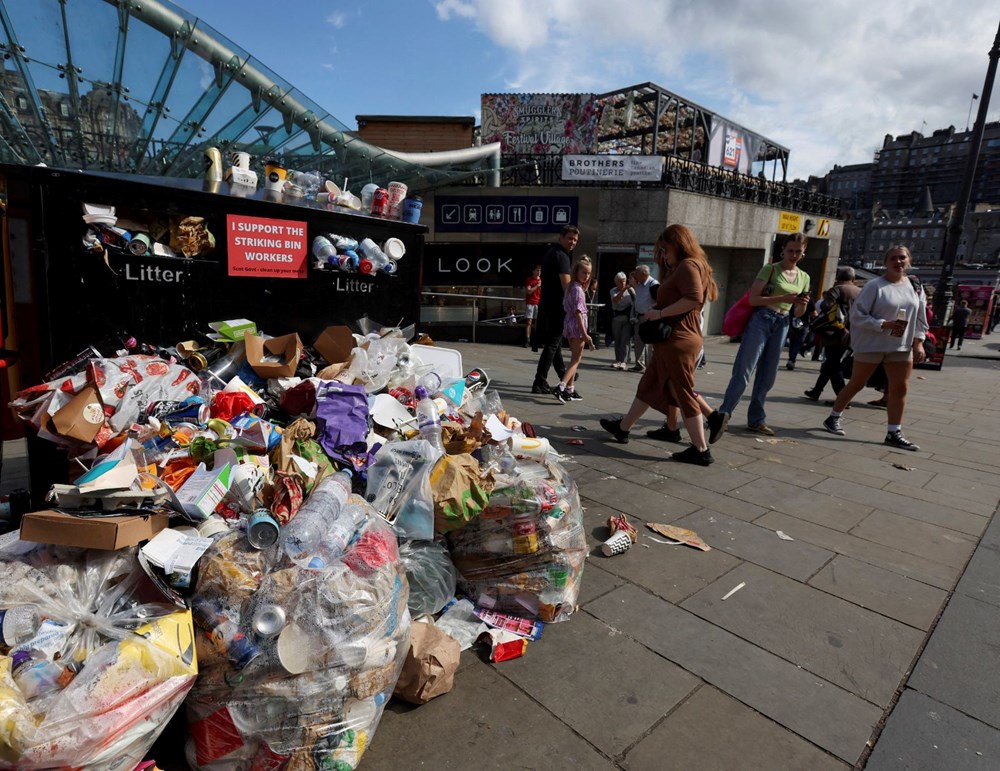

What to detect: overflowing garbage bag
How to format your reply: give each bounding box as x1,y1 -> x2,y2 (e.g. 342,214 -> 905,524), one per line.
0,541 -> 197,770
398,539 -> 457,617
446,458 -> 586,623
183,489 -> 410,769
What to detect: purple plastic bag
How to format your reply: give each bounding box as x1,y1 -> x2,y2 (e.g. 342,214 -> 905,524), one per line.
315,382 -> 371,472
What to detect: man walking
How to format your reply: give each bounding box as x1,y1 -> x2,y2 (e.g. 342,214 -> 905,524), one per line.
532,225 -> 579,393
629,264 -> 657,372
803,266 -> 860,401
948,300 -> 971,350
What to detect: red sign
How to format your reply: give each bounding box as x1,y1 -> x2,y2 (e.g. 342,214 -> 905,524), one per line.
226,214 -> 307,279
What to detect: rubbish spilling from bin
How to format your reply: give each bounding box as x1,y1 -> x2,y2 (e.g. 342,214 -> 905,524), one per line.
7,317 -> 588,767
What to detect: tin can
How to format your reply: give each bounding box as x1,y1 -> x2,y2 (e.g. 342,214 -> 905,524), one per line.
185,346 -> 224,373
247,510 -> 280,549
371,187 -> 389,217
251,604 -> 287,638
147,397 -> 209,426
43,346 -> 101,381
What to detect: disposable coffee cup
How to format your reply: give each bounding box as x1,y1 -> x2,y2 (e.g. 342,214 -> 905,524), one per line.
510,434 -> 551,461
264,161 -> 287,192
360,183 -> 379,212
601,530 -> 632,557
128,233 -> 151,256
230,150 -> 251,170
386,181 -> 408,219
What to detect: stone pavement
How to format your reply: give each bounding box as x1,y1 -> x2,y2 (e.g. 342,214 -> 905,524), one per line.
362,332 -> 1000,771
5,333 -> 999,769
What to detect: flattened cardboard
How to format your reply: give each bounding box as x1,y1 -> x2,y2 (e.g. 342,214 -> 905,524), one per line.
245,333 -> 303,378
313,326 -> 356,365
51,383 -> 105,443
20,509 -> 170,550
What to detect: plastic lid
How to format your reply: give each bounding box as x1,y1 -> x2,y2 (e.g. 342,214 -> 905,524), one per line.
414,385 -> 429,400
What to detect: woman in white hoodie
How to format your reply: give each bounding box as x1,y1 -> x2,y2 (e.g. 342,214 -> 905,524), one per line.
822,245 -> 928,450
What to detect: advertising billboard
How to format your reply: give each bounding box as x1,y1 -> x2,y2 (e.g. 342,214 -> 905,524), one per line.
481,93 -> 603,156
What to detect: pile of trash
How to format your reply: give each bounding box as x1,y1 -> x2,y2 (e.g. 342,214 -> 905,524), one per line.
0,542 -> 197,769
6,317 -> 588,767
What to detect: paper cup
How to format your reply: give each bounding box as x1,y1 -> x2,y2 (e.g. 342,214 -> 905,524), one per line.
386,181 -> 407,219
230,150 -> 251,170
510,434 -> 551,461
264,161 -> 286,191
601,530 -> 632,557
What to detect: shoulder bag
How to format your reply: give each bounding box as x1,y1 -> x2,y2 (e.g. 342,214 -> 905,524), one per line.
638,315 -> 676,344
722,265 -> 775,338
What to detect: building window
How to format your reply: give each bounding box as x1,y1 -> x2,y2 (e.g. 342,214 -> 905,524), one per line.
59,102 -> 70,118
15,95 -> 29,112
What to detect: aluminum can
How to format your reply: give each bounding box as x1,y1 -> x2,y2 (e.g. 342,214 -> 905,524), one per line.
251,604 -> 287,638
371,187 -> 389,217
247,510 -> 280,549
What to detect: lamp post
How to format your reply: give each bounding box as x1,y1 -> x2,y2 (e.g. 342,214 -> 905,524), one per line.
935,20 -> 1000,322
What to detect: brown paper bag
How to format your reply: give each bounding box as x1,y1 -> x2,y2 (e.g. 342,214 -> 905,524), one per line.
392,622 -> 461,705
429,453 -> 491,534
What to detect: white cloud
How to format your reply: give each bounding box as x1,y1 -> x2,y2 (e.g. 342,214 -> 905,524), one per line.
326,11 -> 347,28
435,0 -> 1000,178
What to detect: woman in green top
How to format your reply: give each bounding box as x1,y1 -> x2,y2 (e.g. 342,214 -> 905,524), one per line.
717,233 -> 812,436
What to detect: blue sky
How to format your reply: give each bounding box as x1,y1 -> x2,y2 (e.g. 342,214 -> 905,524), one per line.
178,0 -> 1000,180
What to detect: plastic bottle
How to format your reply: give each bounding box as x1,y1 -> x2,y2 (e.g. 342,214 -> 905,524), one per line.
11,652 -> 64,700
414,386 -> 445,456
279,471 -> 353,566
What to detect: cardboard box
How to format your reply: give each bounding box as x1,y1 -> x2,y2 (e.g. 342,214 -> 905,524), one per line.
245,333 -> 303,378
20,509 -> 170,550
170,462 -> 232,520
51,383 -> 105,443
314,325 -> 356,365
208,318 -> 257,342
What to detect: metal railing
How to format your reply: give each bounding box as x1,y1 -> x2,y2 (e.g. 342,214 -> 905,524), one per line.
458,154 -> 843,218
421,291 -> 603,343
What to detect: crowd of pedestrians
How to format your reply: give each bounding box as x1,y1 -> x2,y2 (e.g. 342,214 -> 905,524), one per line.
528,224 -> 994,462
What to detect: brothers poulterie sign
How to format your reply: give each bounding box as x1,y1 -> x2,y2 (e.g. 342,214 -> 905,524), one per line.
227,214 -> 307,279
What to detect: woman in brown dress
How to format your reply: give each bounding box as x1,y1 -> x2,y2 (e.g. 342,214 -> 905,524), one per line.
600,224 -> 721,466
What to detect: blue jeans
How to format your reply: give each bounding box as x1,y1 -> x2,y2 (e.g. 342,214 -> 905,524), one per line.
721,307 -> 790,426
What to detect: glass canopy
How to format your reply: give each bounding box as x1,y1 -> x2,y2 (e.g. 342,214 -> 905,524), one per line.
0,0 -> 492,193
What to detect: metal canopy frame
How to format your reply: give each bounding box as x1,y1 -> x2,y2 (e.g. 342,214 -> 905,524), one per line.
596,82 -> 790,181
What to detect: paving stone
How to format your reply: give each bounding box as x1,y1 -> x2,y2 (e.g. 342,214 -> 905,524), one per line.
499,612 -> 700,757
867,689 -> 1000,771
812,478 -> 988,536
851,509 -> 978,570
920,471 -> 1000,508
955,517 -> 1000,610
588,583 -> 882,763
882,454 -> 1000,490
909,593 -> 1000,729
729,477 -> 874,530
624,685 -> 849,771
593,529 -> 742,603
680,563 -> 924,706
731,457 -> 828,489
808,555 -> 947,631
575,478 -> 700,523
880,477 -> 997,517
646,476 -> 770,522
577,561 -> 626,606
672,509 -> 834,581
754,511 -> 961,591
365,659 -> 617,770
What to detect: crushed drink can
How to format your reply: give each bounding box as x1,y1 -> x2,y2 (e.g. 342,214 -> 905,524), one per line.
512,517 -> 539,554
147,397 -> 209,426
251,604 -> 287,638
192,598 -> 261,670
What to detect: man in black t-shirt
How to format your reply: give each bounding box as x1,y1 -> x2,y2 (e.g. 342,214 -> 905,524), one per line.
532,225 -> 579,393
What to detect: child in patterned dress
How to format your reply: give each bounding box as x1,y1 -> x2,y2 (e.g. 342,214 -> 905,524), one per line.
554,256 -> 594,403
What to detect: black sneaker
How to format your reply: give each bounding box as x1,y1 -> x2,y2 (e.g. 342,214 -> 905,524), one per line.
600,417 -> 630,444
885,431 -> 919,451
554,386 -> 569,404
647,426 -> 682,442
531,382 -> 552,394
567,389 -> 583,401
823,415 -> 845,436
669,445 -> 714,466
785,362 -> 795,370
802,390 -> 820,402
706,411 -> 728,444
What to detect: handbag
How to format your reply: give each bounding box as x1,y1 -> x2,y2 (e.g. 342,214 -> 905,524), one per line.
638,316 -> 675,344
722,265 -> 775,338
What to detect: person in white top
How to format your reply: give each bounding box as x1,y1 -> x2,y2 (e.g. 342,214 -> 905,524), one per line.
822,245 -> 928,450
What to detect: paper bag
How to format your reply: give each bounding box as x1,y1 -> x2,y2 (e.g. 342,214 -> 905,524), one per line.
392,621 -> 460,705
429,453 -> 490,534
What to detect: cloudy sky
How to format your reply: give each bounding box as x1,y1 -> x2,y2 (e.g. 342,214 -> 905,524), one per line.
179,0 -> 1000,180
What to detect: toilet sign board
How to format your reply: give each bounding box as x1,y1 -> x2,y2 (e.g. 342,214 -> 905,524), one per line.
435,195 -> 578,233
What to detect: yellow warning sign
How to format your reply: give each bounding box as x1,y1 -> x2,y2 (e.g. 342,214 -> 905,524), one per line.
817,218 -> 831,238
778,212 -> 802,233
